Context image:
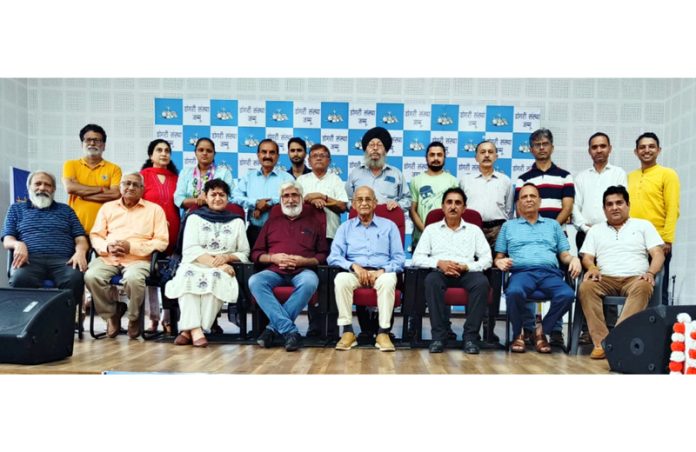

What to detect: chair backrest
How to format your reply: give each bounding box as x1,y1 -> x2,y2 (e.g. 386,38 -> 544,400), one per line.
348,204 -> 405,245
424,208 -> 483,228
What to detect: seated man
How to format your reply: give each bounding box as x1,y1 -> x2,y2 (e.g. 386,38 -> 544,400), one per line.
494,183 -> 581,353
2,171 -> 88,310
84,172 -> 169,339
578,185 -> 664,359
249,181 -> 329,352
412,188 -> 491,354
328,186 -> 405,352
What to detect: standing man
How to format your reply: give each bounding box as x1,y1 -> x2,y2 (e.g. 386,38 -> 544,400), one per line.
249,181 -> 329,351
84,172 -> 169,339
627,132 -> 680,306
412,188 -> 491,354
287,137 -> 311,179
297,143 -> 349,338
346,126 -> 410,211
232,138 -> 294,247
494,183 -> 581,353
579,185 -> 664,359
2,171 -> 88,311
409,141 -> 459,249
328,186 -> 405,352
515,128 -> 575,346
62,124 -> 122,234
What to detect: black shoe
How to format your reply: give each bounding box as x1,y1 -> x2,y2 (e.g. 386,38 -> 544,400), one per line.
429,340 -> 445,353
210,319 -> 224,335
463,340 -> 480,355
257,328 -> 275,348
305,328 -> 321,338
284,332 -> 302,352
549,330 -> 565,347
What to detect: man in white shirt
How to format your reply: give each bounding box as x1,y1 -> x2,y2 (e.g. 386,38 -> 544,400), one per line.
412,187 -> 491,354
578,185 -> 664,359
459,140 -> 514,250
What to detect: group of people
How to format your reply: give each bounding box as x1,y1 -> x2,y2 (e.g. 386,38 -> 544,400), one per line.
1,122 -> 680,358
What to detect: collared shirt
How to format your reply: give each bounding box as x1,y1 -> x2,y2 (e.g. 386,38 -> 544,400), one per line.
173,164 -> 235,208
288,165 -> 311,179
90,198 -> 169,267
495,216 -> 570,270
409,171 -> 459,242
580,218 -> 663,277
2,201 -> 86,259
572,164 -> 627,232
411,219 -> 492,272
459,170 -> 514,222
328,216 -> 405,274
346,164 -> 411,210
296,171 -> 349,239
250,209 -> 329,275
232,167 -> 294,227
627,164 -> 680,243
515,162 -> 574,220
62,158 -> 122,233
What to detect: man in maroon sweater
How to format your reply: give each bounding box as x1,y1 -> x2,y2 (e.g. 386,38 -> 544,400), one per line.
249,181 -> 329,351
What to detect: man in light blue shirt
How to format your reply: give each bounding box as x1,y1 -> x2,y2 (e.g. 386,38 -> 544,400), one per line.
329,186 -> 405,352
494,183 -> 581,354
232,138 -> 294,247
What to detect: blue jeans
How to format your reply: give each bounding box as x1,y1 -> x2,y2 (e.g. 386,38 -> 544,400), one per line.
506,268 -> 574,338
248,269 -> 319,335
524,305 -> 564,333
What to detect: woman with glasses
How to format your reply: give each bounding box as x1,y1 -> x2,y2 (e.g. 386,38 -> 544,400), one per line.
165,179 -> 249,347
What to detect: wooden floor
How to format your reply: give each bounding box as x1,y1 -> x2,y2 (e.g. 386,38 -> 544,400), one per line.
0,315 -> 611,375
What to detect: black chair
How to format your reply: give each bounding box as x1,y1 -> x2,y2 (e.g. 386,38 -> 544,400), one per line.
569,268 -> 664,355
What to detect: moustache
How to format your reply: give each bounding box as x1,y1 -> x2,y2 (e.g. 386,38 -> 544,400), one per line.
34,192 -> 50,198
262,158 -> 273,162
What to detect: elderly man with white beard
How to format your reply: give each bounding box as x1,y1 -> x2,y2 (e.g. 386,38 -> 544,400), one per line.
248,181 -> 329,351
2,170 -> 89,308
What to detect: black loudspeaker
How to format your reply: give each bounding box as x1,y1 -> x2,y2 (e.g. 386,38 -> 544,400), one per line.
0,288 -> 75,365
605,305 -> 696,374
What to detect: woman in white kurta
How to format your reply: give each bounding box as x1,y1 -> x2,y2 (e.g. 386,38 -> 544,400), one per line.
165,179 -> 249,347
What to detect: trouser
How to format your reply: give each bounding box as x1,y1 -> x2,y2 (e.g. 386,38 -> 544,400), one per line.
178,293 -> 224,331
9,255 -> 84,309
249,269 -> 319,335
334,272 -> 397,331
84,259 -> 150,321
578,275 -> 653,347
662,250 -> 671,305
425,270 -> 489,342
506,268 -> 574,338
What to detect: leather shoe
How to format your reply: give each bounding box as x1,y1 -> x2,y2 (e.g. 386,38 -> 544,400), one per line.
335,332 -> 357,350
210,319 -> 223,335
106,303 -> 127,338
284,332 -> 302,352
429,340 -> 445,353
549,330 -> 565,347
193,336 -> 208,348
463,340 -> 480,355
127,320 -> 141,339
174,331 -> 192,346
534,329 -> 552,353
590,345 -> 606,359
256,328 -> 275,348
375,333 -> 395,352
511,333 -> 526,353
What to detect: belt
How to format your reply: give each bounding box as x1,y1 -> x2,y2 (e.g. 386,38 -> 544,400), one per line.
481,219 -> 506,228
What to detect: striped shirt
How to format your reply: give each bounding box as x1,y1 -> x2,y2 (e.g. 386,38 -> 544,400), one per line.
1,201 -> 86,259
515,163 -> 574,220
495,216 -> 569,270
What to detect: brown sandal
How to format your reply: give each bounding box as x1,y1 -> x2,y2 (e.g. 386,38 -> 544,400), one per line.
534,331 -> 552,354
174,331 -> 192,346
511,333 -> 526,353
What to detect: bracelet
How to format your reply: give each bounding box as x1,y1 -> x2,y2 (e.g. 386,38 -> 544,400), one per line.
646,271 -> 655,277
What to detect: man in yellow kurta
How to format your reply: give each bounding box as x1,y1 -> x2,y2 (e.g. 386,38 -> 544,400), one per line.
627,132 -> 680,306
62,124 -> 122,234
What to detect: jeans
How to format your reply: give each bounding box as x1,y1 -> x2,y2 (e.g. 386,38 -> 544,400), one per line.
9,255 -> 84,308
248,269 -> 319,335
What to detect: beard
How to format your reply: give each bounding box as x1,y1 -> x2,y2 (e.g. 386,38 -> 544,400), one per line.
281,202 -> 303,218
364,153 -> 386,170
83,148 -> 103,158
427,162 -> 444,172
29,191 -> 53,209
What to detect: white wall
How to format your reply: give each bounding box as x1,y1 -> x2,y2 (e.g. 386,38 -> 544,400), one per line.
1,78 -> 692,303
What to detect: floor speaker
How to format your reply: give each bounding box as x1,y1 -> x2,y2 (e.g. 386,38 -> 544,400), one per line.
0,288 -> 75,365
605,305 -> 696,374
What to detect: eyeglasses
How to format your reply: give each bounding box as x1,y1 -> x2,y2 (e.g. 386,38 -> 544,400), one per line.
120,181 -> 143,188
310,153 -> 329,159
83,138 -> 104,145
354,197 -> 375,204
531,141 -> 552,149
367,142 -> 385,150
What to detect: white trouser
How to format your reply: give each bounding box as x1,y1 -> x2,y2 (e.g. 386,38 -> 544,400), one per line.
178,293 -> 223,331
334,272 -> 397,329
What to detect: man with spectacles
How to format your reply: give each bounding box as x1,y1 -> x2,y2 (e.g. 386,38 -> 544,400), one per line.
62,124 -> 122,235
514,128 -> 575,347
84,172 -> 169,339
297,143 -> 349,338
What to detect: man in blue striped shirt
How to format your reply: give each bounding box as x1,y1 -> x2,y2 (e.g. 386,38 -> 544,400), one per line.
494,183 -> 580,353
2,171 -> 89,307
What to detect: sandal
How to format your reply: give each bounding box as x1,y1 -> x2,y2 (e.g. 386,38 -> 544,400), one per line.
192,336 -> 208,348
534,330 -> 552,354
174,331 -> 192,346
511,333 -> 526,353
